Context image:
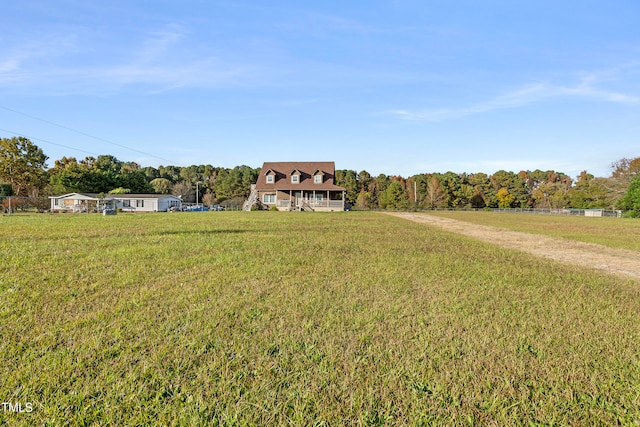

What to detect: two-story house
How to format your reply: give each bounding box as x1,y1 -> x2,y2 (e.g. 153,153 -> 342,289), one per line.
247,161 -> 346,211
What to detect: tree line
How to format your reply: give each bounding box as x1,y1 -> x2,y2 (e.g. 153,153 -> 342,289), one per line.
48,155 -> 259,207
1,136 -> 639,216
334,160 -> 639,213
0,136 -> 259,207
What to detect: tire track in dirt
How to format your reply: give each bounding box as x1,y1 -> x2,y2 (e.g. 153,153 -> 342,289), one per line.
385,212 -> 640,280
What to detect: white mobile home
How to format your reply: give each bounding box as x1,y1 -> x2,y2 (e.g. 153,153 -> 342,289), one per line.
49,193 -> 182,213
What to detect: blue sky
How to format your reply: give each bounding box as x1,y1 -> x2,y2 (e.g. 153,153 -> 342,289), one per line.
1,1 -> 639,178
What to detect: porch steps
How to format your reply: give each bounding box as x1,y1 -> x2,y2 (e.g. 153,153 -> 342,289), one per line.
300,200 -> 315,212
243,184 -> 258,211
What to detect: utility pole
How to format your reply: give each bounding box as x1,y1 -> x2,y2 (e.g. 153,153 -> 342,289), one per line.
8,165 -> 12,215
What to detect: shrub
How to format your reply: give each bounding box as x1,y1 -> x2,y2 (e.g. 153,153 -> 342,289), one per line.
622,210 -> 640,218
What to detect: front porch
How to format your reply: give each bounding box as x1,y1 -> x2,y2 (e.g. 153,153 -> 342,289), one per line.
49,193 -> 111,213
276,190 -> 345,211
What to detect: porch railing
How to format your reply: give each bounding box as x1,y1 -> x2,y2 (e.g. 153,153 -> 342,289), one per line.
277,199 -> 343,209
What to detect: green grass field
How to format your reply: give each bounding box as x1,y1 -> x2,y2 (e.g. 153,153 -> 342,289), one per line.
1,212 -> 639,425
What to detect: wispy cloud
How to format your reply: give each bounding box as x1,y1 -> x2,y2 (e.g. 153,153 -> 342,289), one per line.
389,72 -> 640,122
0,33 -> 79,85
0,25 -> 276,95
0,59 -> 20,73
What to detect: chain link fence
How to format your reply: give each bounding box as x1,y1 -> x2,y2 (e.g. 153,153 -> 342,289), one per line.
1,196 -> 624,217
489,208 -> 622,217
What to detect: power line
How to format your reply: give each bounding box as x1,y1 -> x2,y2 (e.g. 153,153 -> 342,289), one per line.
0,128 -> 99,157
0,105 -> 183,166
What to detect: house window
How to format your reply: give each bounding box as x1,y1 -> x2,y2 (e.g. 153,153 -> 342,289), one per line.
263,194 -> 276,204
292,175 -> 299,184
136,200 -> 144,207
315,194 -> 324,202
314,175 -> 322,184
266,175 -> 274,183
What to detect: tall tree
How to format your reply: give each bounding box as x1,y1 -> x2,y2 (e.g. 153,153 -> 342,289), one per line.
94,155 -> 122,175
617,175 -> 640,216
142,166 -> 160,181
150,178 -> 173,194
357,170 -> 372,191
425,175 -> 446,209
568,171 -> 606,208
356,187 -> 374,209
437,172 -> 461,207
49,157 -> 88,193
335,169 -> 359,204
379,181 -> 408,209
454,183 -> 475,209
120,169 -> 153,193
611,157 -> 640,184
0,136 -> 49,196
212,166 -> 259,201
202,192 -> 216,206
468,172 -> 494,208
372,174 -> 389,208
607,157 -> 640,207
491,170 -> 529,208
346,170 -> 371,209
496,188 -> 515,208
172,181 -> 195,202
158,165 -> 181,182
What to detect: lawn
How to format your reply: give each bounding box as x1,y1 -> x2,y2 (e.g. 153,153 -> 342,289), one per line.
1,212 -> 639,425
424,210 -> 640,251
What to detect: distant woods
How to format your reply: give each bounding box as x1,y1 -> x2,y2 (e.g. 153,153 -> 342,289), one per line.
1,136 -> 639,214
48,155 -> 260,207
334,165 -> 640,212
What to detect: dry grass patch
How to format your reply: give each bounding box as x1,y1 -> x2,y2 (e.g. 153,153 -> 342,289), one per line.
425,210 -> 640,251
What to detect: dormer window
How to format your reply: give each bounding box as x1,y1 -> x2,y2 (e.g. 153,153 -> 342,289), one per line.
265,169 -> 276,184
314,175 -> 322,184
291,169 -> 301,184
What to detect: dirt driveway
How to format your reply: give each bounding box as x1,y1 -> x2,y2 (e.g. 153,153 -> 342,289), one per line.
385,212 -> 640,281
